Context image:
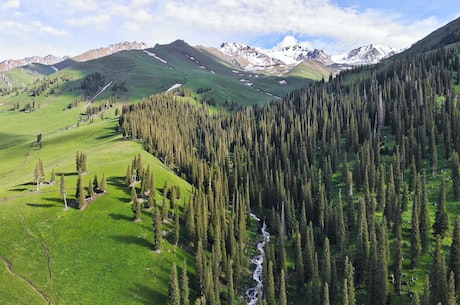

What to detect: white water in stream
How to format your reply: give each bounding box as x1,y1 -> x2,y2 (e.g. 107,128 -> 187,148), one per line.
246,215 -> 270,305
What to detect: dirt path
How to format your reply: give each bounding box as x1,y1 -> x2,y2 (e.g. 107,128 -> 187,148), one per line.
18,213 -> 52,281
0,255 -> 53,305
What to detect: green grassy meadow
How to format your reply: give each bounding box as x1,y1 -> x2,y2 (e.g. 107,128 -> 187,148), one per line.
0,80 -> 194,304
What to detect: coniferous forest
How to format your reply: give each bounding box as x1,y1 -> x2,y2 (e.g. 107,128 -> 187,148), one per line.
119,43 -> 460,305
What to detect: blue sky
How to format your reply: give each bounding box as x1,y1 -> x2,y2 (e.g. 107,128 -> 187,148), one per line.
1,0 -> 459,61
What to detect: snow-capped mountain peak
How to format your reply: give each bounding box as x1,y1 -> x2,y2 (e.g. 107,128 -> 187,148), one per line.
331,44 -> 397,65
219,42 -> 283,70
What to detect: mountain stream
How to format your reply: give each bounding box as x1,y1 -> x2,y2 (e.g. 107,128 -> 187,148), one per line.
246,214 -> 270,305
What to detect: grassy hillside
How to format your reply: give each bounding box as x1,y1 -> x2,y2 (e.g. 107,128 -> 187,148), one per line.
0,78 -> 195,304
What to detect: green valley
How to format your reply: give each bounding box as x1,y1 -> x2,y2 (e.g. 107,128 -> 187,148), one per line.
1,16 -> 460,305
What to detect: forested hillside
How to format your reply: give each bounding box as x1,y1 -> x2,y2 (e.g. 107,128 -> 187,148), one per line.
119,41 -> 460,305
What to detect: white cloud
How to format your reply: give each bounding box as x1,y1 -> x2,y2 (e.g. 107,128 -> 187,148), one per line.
66,0 -> 99,11
0,20 -> 29,31
39,25 -> 70,37
160,0 -> 445,50
1,0 -> 20,10
66,14 -> 112,31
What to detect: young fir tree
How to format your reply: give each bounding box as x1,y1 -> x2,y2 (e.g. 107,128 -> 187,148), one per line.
266,261 -> 276,305
279,269 -> 287,305
344,256 -> 356,305
60,174 -> 68,210
450,216 -> 460,299
93,173 -> 98,193
420,172 -> 431,252
88,178 -> 94,198
168,263 -> 180,305
433,175 -> 449,238
76,173 -> 85,209
34,158 -> 45,191
430,235 -> 448,305
410,184 -> 421,268
448,271 -> 457,305
451,151 -> 460,200
181,260 -> 190,305
152,204 -> 162,250
100,173 -> 107,193
174,206 -> 180,246
50,168 -> 55,185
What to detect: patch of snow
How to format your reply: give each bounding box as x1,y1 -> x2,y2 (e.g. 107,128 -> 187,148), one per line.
278,80 -> 288,85
166,83 -> 182,92
232,70 -> 240,74
210,70 -> 215,74
51,66 -> 58,72
200,66 -> 206,69
143,50 -> 168,64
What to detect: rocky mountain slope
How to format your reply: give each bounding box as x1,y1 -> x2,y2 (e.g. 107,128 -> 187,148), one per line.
215,40 -> 399,72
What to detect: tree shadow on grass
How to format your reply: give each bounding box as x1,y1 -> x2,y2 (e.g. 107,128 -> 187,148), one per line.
108,213 -> 133,221
26,203 -> 55,208
110,235 -> 153,250
9,188 -> 28,192
44,197 -> 64,204
107,176 -> 132,196
131,284 -> 166,305
55,172 -> 78,177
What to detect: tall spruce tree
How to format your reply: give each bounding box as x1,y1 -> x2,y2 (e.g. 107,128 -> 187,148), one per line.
168,263 -> 180,305
76,173 -> 85,209
430,235 -> 448,305
451,151 -> 460,200
433,175 -> 449,238
420,172 -> 431,252
181,260 -> 190,305
450,216 -> 460,300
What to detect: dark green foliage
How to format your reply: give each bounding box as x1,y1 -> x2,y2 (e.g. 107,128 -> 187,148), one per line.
433,175 -> 449,238
152,204 -> 162,250
430,236 -> 448,305
420,172 -> 431,253
116,40 -> 460,305
451,151 -> 460,200
76,151 -> 87,174
450,217 -> 460,299
80,72 -> 106,97
76,173 -> 85,209
168,263 -> 180,305
99,173 -> 107,193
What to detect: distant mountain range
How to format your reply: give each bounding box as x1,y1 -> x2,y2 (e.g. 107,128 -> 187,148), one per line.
0,41 -> 149,73
206,41 -> 400,73
0,40 -> 400,74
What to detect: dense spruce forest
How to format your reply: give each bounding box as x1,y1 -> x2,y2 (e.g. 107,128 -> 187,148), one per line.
119,43 -> 460,305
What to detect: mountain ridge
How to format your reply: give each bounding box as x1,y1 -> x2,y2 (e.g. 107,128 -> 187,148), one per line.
0,41 -> 149,73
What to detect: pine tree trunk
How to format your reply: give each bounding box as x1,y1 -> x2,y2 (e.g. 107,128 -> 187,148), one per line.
63,192 -> 68,210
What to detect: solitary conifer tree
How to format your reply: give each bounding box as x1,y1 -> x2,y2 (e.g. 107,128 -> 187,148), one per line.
76,174 -> 85,209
